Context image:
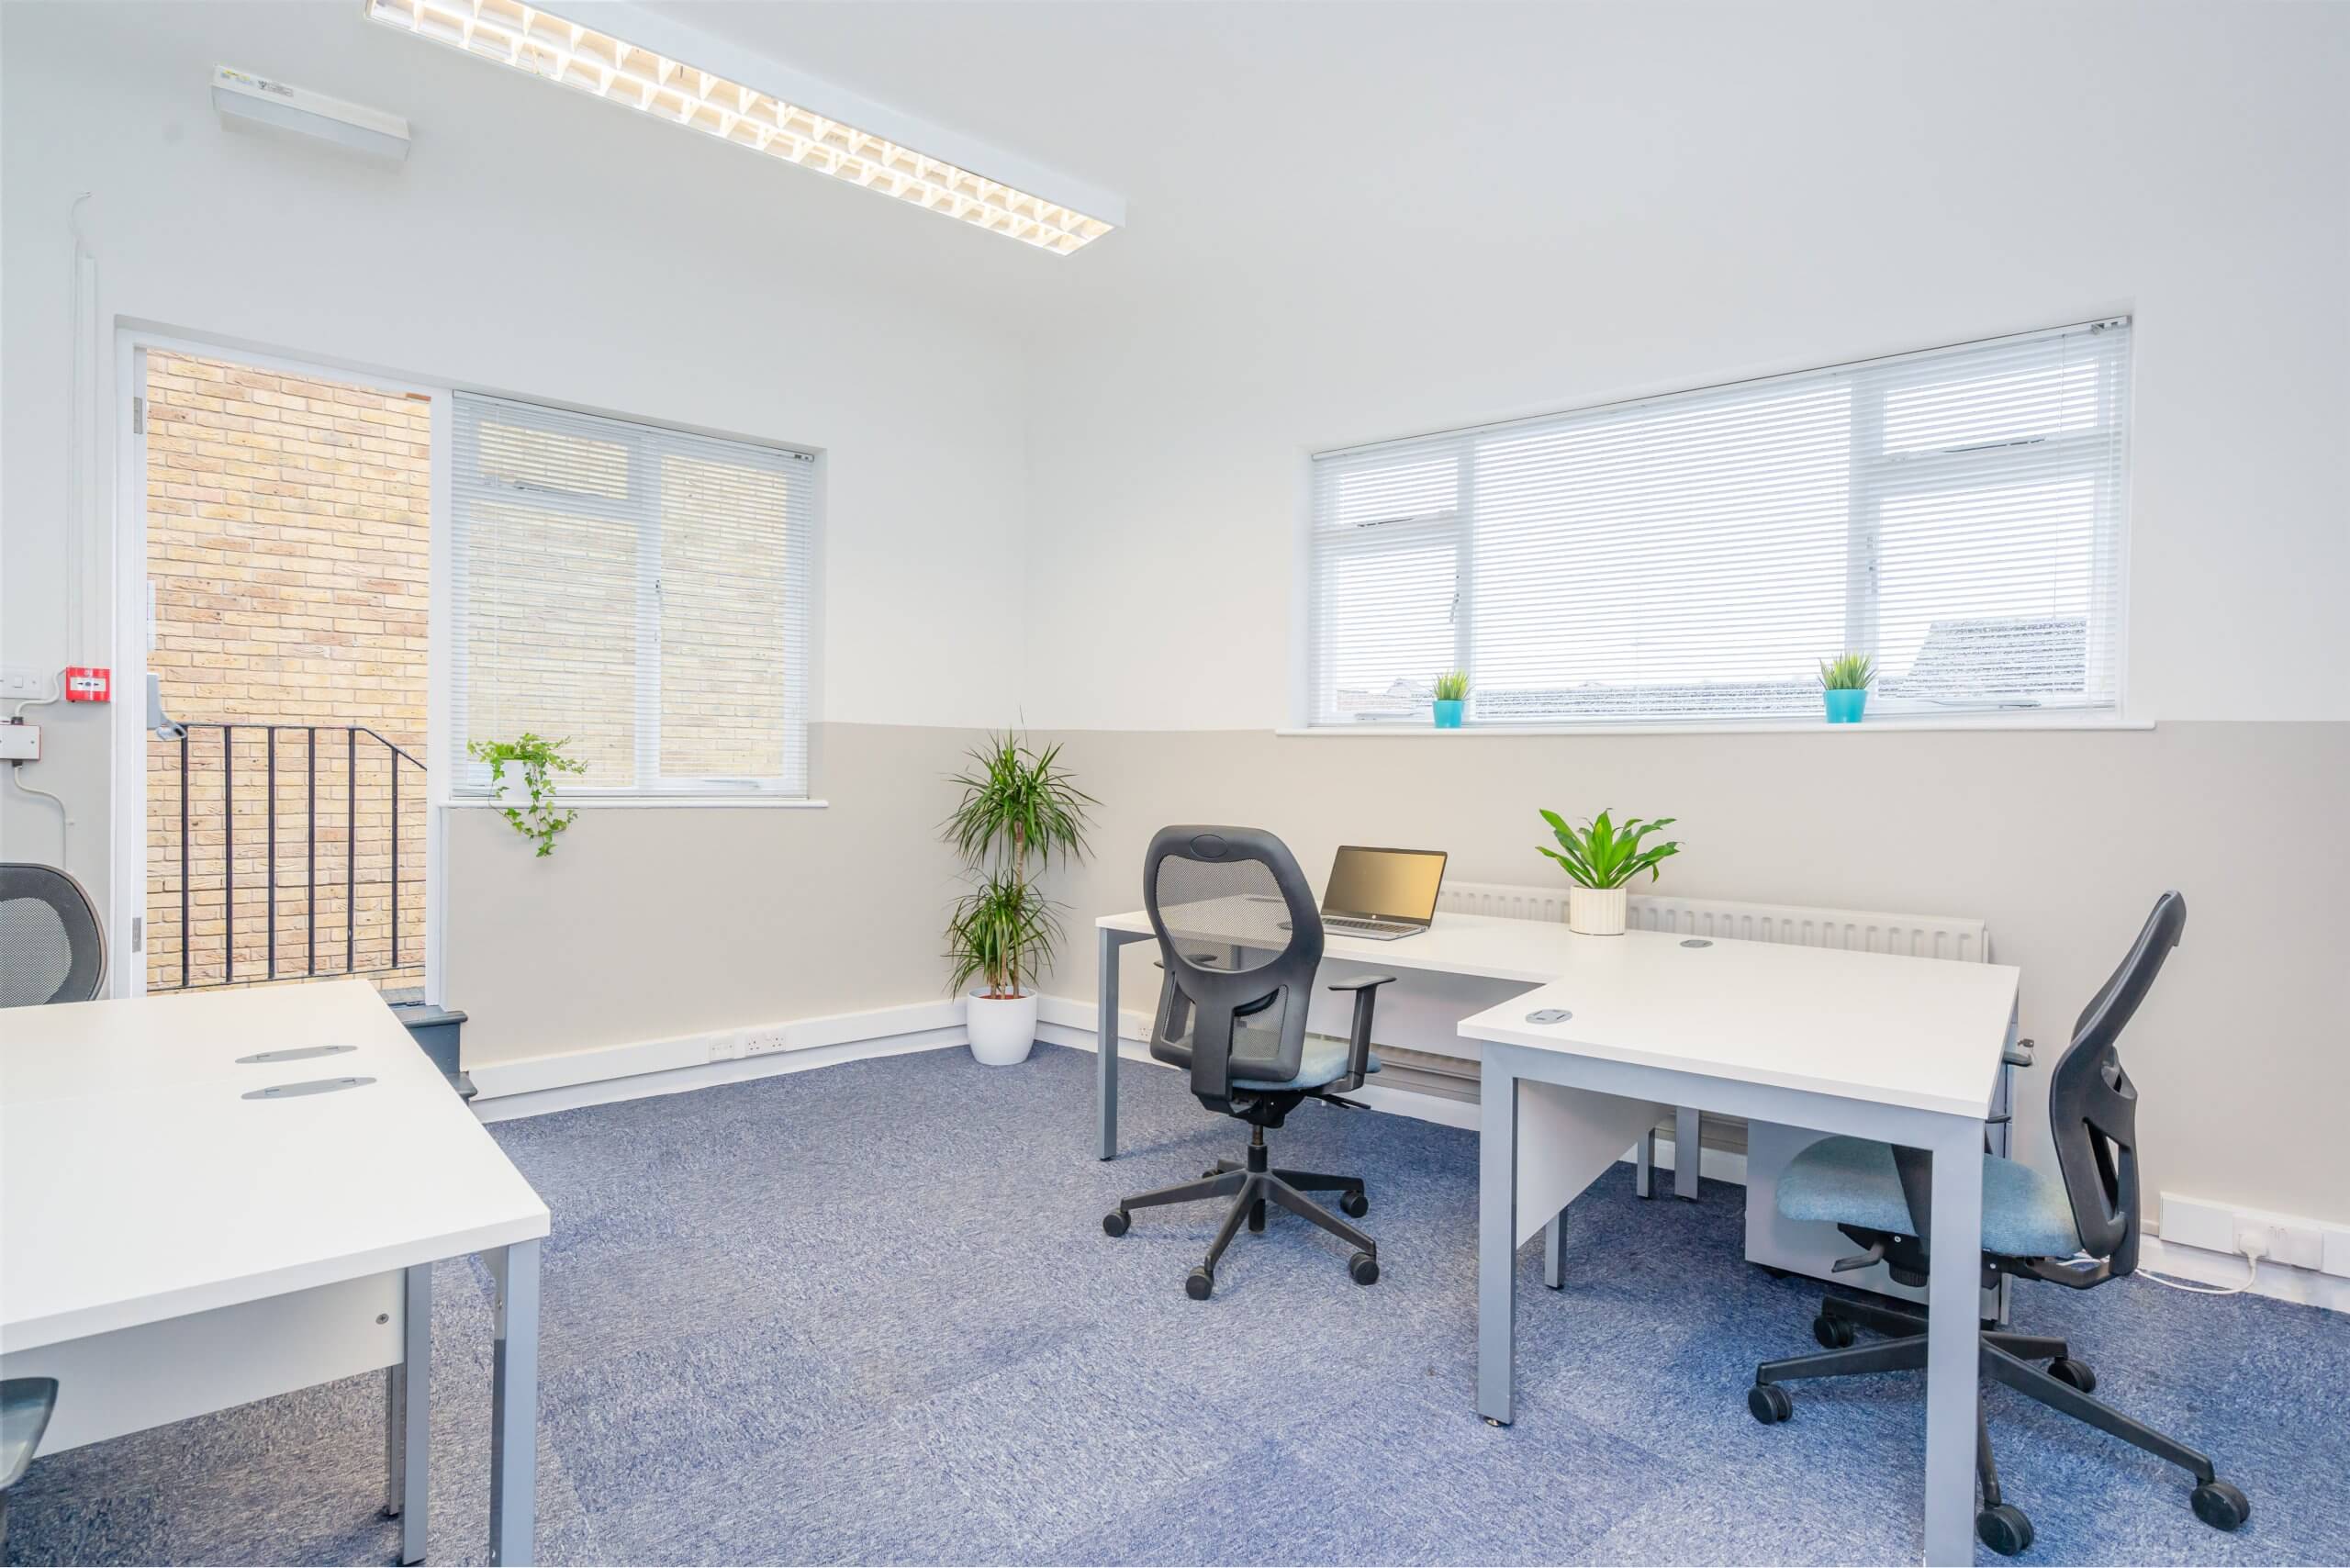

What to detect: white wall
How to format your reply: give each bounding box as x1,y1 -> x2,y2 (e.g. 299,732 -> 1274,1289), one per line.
1007,2 -> 2350,1226
1018,1 -> 2350,730
0,0 -> 1033,895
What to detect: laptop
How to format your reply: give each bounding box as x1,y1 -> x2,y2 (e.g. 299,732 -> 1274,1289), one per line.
1318,846 -> 1448,940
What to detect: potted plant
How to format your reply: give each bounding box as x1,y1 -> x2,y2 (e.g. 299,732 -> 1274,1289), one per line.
1432,669 -> 1470,728
468,733 -> 584,857
1537,808 -> 1682,935
942,734 -> 1095,1066
1819,652 -> 1874,723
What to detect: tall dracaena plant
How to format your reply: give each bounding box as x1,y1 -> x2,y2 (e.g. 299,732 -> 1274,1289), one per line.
943,734 -> 1096,997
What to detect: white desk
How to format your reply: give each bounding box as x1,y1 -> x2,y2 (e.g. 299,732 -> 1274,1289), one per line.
0,980 -> 551,1564
1460,937 -> 2018,1567
1093,904 -> 1606,1159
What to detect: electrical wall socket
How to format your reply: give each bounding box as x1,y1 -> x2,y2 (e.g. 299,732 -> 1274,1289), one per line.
2,666 -> 53,700
2163,1192 -> 2348,1276
707,1034 -> 743,1063
741,1026 -> 790,1058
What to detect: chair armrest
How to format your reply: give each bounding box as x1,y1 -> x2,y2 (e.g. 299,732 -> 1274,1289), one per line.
2003,1037 -> 2035,1068
1326,975 -> 1397,1090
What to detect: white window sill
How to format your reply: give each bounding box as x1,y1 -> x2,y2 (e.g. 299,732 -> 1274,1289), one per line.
1278,714 -> 2153,738
444,796 -> 829,810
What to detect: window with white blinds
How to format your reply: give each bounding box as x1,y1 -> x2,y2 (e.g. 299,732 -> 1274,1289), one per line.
1307,319 -> 2132,726
450,393 -> 815,796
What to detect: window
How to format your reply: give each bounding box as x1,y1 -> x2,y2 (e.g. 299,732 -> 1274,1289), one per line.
1306,319 -> 2132,726
450,393 -> 815,796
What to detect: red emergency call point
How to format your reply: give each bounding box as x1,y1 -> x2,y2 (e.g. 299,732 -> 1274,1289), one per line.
64,666 -> 111,702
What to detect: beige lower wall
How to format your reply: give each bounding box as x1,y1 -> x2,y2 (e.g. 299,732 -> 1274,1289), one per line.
1020,722 -> 2350,1228
444,722 -> 987,1067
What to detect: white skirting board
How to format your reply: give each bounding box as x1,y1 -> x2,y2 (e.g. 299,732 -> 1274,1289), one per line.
466,997 -> 2340,1314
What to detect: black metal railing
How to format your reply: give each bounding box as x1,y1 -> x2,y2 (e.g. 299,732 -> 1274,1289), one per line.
157,722 -> 427,991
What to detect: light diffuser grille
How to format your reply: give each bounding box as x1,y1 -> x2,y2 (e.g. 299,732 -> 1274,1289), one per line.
365,0 -> 1114,253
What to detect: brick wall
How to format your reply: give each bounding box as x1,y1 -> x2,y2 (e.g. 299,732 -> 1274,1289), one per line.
143,353 -> 430,990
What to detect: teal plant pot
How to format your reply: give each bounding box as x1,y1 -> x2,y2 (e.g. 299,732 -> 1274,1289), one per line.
1823,689 -> 1868,724
1433,699 -> 1465,729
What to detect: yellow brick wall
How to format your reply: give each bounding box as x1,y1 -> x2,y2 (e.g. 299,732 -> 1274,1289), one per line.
143,353 -> 429,991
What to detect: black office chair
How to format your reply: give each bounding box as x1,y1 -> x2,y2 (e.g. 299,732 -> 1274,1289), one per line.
1746,891 -> 2248,1555
0,1376 -> 60,1554
1100,826 -> 1395,1300
0,864 -> 106,1007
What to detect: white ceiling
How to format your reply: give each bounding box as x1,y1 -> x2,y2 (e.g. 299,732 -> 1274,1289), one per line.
651,1 -> 2166,327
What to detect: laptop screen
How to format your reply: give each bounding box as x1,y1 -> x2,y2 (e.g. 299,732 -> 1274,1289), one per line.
1323,846 -> 1448,925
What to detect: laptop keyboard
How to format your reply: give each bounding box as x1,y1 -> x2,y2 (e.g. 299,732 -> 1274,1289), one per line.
1326,915 -> 1417,935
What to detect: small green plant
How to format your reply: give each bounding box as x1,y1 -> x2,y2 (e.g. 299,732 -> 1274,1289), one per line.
469,732 -> 584,857
1434,669 -> 1471,702
1818,652 -> 1875,690
941,733 -> 1095,996
946,875 -> 1064,1000
1538,808 -> 1683,889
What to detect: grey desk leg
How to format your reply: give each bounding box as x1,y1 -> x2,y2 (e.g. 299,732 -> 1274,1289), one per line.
488,1239 -> 541,1567
1476,1051 -> 1519,1425
1542,1206 -> 1568,1290
1921,1133 -> 1985,1565
1097,926 -> 1122,1160
386,1261 -> 431,1563
1633,1126 -> 1656,1199
1673,1105 -> 1702,1201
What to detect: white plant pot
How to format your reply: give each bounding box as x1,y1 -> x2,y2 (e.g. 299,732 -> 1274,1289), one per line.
1567,886 -> 1628,936
965,990 -> 1040,1067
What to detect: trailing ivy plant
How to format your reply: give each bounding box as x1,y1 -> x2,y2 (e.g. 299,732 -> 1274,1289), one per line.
942,734 -> 1095,998
1538,808 -> 1683,889
469,732 -> 585,857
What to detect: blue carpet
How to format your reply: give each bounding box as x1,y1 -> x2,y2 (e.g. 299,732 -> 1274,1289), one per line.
8,1043 -> 2346,1565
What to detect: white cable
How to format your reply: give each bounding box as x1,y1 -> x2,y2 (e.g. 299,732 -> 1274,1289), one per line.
2140,1238 -> 2262,1296
66,192 -> 95,665
9,672 -> 64,722
6,763 -> 75,864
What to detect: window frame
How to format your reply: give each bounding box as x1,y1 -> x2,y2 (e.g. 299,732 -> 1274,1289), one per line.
1301,320 -> 2132,732
447,392 -> 821,801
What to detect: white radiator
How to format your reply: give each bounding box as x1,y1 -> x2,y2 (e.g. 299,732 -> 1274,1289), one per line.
1438,881 -> 1990,965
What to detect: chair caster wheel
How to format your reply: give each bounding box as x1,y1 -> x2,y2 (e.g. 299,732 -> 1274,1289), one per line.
1812,1313 -> 1857,1349
2190,1480 -> 2250,1532
1349,1250 -> 1379,1285
1185,1267 -> 1214,1301
2048,1357 -> 2095,1393
1339,1189 -> 1369,1218
1102,1209 -> 1129,1238
1747,1383 -> 1793,1424
1976,1503 -> 2033,1556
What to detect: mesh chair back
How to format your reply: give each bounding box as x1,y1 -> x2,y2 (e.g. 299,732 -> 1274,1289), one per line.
1143,826 -> 1322,1107
1,864 -> 106,1008
2043,890 -> 2182,1275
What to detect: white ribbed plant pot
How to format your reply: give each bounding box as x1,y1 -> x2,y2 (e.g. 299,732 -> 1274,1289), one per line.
965,991 -> 1040,1067
1567,886 -> 1628,936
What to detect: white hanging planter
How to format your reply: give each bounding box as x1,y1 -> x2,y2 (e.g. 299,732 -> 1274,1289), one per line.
1568,886 -> 1628,936
965,990 -> 1040,1066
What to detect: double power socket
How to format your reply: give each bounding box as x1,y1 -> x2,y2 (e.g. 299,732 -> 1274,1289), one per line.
706,1025 -> 791,1063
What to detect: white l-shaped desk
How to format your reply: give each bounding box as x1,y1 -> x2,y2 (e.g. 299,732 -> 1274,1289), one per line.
1095,907 -> 2019,1567
0,980 -> 551,1564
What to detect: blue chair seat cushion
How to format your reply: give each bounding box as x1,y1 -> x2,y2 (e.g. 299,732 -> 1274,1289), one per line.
1150,1020 -> 1380,1092
1775,1136 -> 2080,1260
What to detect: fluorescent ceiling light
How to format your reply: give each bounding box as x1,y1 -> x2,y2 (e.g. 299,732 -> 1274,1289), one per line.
365,0 -> 1114,254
